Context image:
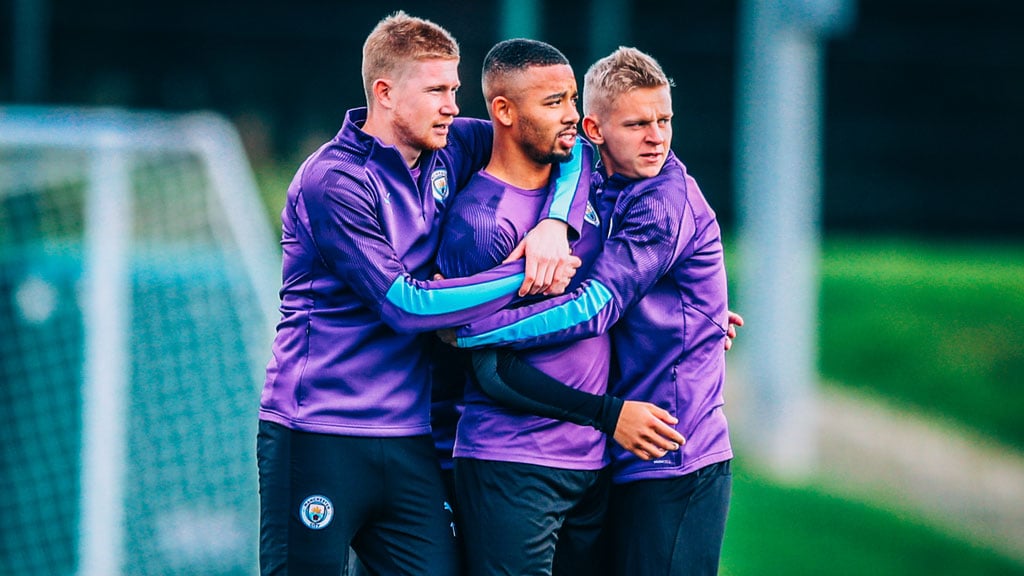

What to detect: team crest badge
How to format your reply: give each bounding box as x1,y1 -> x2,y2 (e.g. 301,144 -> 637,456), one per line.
584,201 -> 600,226
431,169 -> 450,204
299,495 -> 334,530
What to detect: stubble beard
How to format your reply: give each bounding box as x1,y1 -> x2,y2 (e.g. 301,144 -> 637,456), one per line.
521,118 -> 574,166
395,114 -> 447,154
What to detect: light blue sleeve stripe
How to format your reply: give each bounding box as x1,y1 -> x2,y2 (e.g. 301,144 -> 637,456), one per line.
458,280 -> 613,347
385,272 -> 525,315
546,141 -> 584,221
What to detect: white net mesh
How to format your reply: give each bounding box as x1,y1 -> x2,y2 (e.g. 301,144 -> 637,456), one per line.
0,107 -> 280,576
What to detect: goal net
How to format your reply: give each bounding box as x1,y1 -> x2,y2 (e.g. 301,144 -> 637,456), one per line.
0,106 -> 281,576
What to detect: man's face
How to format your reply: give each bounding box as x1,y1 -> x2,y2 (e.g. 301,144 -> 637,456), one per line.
588,85 -> 673,180
511,64 -> 580,165
391,58 -> 461,153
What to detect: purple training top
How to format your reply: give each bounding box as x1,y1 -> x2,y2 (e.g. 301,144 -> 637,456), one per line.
436,143 -> 610,471
454,153 -> 733,483
259,107 -> 586,438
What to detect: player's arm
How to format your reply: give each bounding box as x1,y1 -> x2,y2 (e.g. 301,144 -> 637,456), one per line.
302,170 -> 526,334
452,184 -> 681,350
473,350 -> 684,460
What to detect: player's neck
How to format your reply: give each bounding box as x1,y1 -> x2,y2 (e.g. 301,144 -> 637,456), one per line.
362,111 -> 422,168
485,140 -> 552,190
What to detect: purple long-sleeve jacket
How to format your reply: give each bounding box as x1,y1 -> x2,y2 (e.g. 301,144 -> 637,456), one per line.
435,143 -> 610,471
453,153 -> 733,482
259,108 -> 585,438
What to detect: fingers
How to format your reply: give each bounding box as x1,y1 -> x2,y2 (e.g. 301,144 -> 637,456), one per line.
519,256 -> 539,297
519,253 -> 582,296
629,433 -> 683,461
519,254 -> 553,297
532,255 -> 558,296
544,255 -> 581,295
727,310 -> 745,327
518,219 -> 571,296
724,310 -> 743,351
613,402 -> 686,461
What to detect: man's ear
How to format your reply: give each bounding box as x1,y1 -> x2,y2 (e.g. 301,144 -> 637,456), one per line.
372,78 -> 394,109
582,116 -> 603,145
491,96 -> 515,127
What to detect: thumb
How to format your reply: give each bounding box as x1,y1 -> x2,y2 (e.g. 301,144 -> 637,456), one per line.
502,240 -> 526,264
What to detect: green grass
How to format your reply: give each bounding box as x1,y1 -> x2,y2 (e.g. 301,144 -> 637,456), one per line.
819,236 -> 1024,449
721,464 -> 1023,576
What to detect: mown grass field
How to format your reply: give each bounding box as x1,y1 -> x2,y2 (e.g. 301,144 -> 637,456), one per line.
819,236 -> 1024,450
721,465 -> 1024,575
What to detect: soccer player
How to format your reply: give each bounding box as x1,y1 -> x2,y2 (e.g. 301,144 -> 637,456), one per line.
255,12 -> 586,576
448,47 -> 736,575
435,39 -> 680,576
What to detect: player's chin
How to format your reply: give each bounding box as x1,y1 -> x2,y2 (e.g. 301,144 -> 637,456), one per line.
634,158 -> 666,178
422,134 -> 449,151
633,166 -> 661,179
549,144 -> 576,163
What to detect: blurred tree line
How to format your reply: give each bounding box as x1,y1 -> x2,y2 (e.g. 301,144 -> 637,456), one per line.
2,0 -> 1021,238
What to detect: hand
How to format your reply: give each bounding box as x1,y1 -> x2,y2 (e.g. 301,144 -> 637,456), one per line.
504,219 -> 581,297
612,401 -> 686,461
724,310 -> 744,351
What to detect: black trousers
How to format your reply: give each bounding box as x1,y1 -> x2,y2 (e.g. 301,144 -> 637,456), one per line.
455,457 -> 611,576
610,459 -> 732,576
257,421 -> 459,576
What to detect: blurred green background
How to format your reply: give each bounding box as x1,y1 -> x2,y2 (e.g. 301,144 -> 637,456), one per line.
5,0 -> 1024,573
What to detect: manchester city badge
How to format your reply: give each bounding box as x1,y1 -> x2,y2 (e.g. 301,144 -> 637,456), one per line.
299,495 -> 334,530
431,169 -> 449,204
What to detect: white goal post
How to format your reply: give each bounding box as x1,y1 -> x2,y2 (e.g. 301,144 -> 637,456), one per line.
0,106 -> 280,576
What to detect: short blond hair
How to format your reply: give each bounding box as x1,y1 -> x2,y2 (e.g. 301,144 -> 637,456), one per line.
583,47 -> 673,117
361,11 -> 460,104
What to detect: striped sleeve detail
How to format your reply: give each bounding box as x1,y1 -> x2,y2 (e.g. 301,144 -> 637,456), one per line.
457,280 -> 614,348
384,272 -> 526,316
546,141 -> 585,222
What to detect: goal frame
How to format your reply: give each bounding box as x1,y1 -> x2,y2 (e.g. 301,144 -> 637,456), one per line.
0,105 -> 280,576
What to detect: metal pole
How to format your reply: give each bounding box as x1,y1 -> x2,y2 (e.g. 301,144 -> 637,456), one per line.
79,131 -> 131,576
499,0 -> 539,40
586,0 -> 630,66
733,0 -> 854,479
